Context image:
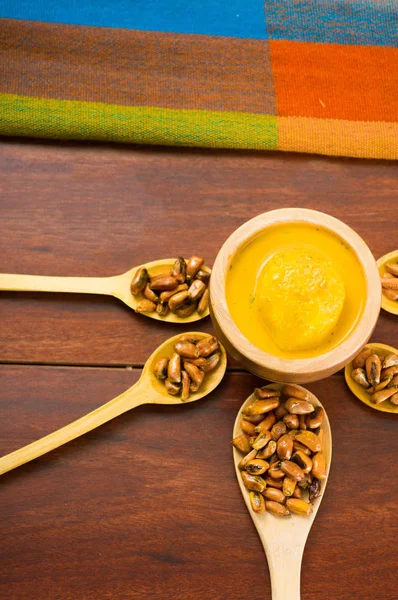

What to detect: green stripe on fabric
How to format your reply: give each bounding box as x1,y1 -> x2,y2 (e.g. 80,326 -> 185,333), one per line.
0,93 -> 278,150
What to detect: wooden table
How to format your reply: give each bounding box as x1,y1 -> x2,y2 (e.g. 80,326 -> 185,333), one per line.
0,137 -> 396,600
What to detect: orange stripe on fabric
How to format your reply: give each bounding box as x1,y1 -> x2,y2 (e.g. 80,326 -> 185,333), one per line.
278,117 -> 398,159
270,40 -> 398,123
0,18 -> 276,115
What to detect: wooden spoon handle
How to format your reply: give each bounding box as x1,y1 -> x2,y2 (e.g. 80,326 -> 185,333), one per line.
0,380 -> 149,476
266,546 -> 303,600
0,273 -> 114,295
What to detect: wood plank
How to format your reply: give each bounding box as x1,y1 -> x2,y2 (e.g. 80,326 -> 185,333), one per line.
0,365 -> 396,599
0,138 -> 397,366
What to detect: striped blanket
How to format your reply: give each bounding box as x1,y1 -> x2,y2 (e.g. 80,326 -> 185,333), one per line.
1,1 -> 397,158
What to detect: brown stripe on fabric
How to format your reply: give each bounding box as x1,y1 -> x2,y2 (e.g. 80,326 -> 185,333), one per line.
0,18 -> 276,115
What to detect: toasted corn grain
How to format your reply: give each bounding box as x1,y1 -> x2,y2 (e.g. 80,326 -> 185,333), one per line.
168,353 -> 181,383
293,440 -> 311,455
281,460 -> 305,481
381,276 -> 398,290
265,501 -> 290,517
180,370 -> 190,401
311,451 -> 327,480
309,478 -> 322,503
287,429 -> 300,440
165,379 -> 181,395
282,384 -> 312,402
277,434 -> 293,460
255,388 -> 281,400
256,440 -> 277,460
384,289 -> 398,301
160,284 -> 188,304
283,414 -> 299,429
188,279 -> 206,302
306,407 -> 325,429
383,353 -> 398,369
291,450 -> 313,474
371,386 -> 398,404
130,267 -> 148,295
251,431 -> 272,450
265,476 -> 284,489
232,434 -> 252,453
184,362 -> 204,389
352,347 -> 373,369
298,415 -> 307,431
366,354 -> 381,387
351,367 -> 370,388
297,472 -> 312,489
241,471 -> 266,492
175,304 -> 197,318
186,256 -> 205,282
388,375 -> 398,388
286,498 -> 313,515
149,275 -> 179,291
169,290 -> 190,312
184,357 -> 207,368
174,341 -> 200,359
197,289 -> 209,315
382,365 -> 398,378
270,421 -> 287,441
263,487 -> 286,503
385,262 -> 398,276
144,284 -> 159,303
283,476 -> 297,497
153,357 -> 169,380
196,336 -> 219,357
285,398 -> 315,415
268,461 -> 285,479
238,449 -> 257,470
249,491 -> 266,514
275,404 -> 288,419
254,412 -> 276,432
241,420 -> 257,436
243,414 -> 265,424
136,299 -> 156,313
178,333 -> 203,343
390,392 -> 398,405
244,399 -> 280,416
171,257 -> 187,283
195,269 -> 211,284
295,430 -> 322,452
156,302 -> 170,317
201,353 -> 220,373
374,376 -> 392,392
246,459 -> 270,475
292,486 -> 302,499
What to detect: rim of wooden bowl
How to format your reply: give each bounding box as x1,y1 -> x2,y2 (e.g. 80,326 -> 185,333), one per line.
210,208 -> 381,383
377,250 -> 398,316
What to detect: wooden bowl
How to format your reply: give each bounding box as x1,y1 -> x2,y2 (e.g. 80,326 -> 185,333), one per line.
377,250 -> 398,316
210,208 -> 381,383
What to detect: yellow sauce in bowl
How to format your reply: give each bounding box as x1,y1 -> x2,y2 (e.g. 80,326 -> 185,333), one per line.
226,222 -> 366,359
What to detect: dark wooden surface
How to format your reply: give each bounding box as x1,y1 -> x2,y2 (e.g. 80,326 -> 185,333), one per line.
0,137 -> 397,599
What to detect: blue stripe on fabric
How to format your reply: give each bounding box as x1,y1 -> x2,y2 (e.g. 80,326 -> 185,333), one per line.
0,0 -> 268,39
265,1 -> 398,48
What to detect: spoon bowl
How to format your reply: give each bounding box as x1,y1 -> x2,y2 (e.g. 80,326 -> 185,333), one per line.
0,332 -> 226,476
233,383 -> 332,600
0,259 -> 211,323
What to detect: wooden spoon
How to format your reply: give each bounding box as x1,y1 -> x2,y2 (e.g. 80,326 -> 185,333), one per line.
0,259 -> 211,323
0,332 -> 226,476
233,383 -> 332,600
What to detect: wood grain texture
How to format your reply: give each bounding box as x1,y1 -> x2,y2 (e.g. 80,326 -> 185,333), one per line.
0,366 -> 396,600
0,138 -> 397,366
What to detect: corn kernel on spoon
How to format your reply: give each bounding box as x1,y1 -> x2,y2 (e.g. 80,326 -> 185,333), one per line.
0,259 -> 211,323
233,383 -> 332,600
0,332 -> 226,476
